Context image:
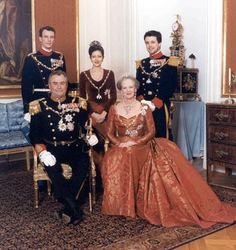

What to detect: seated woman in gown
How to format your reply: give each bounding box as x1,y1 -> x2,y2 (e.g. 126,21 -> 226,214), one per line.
101,74 -> 236,228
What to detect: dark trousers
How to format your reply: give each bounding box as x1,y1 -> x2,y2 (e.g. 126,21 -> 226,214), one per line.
44,144 -> 89,201
152,106 -> 173,140
153,107 -> 167,138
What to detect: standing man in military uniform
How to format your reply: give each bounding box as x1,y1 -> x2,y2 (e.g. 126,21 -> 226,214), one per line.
29,70 -> 98,225
136,30 -> 177,139
21,26 -> 66,121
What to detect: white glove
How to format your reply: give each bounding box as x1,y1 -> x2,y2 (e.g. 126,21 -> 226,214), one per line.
39,150 -> 56,167
141,100 -> 155,111
24,113 -> 31,123
87,134 -> 99,146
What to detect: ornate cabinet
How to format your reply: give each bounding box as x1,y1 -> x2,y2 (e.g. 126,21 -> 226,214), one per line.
206,103 -> 236,190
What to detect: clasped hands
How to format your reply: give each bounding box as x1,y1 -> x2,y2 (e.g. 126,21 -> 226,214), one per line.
118,140 -> 137,148
91,111 -> 107,124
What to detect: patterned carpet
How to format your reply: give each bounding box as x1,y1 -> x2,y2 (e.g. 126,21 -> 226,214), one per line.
0,161 -> 235,250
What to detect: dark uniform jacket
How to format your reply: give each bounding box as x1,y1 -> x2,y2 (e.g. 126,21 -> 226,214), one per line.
29,96 -> 89,200
136,53 -> 177,138
29,96 -> 87,148
21,50 -> 66,113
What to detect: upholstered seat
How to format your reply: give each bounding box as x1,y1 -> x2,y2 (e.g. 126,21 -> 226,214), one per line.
0,100 -> 32,170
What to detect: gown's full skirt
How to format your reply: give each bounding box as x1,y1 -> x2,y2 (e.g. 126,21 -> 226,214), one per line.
102,138 -> 236,228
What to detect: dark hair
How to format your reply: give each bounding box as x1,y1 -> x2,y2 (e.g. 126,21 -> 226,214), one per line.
39,26 -> 56,37
116,74 -> 140,90
48,70 -> 68,84
144,30 -> 162,43
88,41 -> 104,57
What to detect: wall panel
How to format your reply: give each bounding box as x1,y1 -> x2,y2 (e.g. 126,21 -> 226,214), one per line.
34,0 -> 78,83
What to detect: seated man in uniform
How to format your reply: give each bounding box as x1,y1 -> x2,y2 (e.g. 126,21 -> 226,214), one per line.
29,70 -> 97,225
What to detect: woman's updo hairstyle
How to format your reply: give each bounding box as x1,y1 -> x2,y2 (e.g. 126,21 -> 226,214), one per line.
88,40 -> 104,57
116,74 -> 140,90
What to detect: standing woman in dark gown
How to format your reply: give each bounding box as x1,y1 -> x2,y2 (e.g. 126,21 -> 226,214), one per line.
79,41 -> 116,169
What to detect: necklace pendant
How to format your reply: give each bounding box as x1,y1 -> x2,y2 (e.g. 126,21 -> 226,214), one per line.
96,94 -> 102,100
152,72 -> 158,78
58,101 -> 62,110
146,78 -> 152,84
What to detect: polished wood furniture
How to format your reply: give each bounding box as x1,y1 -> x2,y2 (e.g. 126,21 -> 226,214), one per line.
206,103 -> 236,190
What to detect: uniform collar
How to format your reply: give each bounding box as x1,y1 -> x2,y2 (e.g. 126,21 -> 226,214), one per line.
150,51 -> 163,59
39,48 -> 53,56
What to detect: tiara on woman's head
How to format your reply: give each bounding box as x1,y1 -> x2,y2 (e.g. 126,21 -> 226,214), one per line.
89,40 -> 102,48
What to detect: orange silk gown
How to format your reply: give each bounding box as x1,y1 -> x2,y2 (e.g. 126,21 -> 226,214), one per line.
101,104 -> 236,228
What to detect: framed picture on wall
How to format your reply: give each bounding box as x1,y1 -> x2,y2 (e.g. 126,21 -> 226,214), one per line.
173,68 -> 200,101
222,0 -> 236,97
0,0 -> 33,98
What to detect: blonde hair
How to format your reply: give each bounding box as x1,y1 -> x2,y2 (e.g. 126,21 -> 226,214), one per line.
116,74 -> 140,90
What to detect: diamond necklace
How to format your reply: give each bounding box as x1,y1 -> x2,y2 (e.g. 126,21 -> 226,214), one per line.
83,70 -> 110,99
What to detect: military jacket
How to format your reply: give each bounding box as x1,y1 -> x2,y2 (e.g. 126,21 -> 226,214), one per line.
21,50 -> 66,113
29,96 -> 88,148
136,55 -> 177,107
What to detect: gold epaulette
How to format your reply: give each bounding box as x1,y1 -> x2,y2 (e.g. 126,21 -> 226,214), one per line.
168,56 -> 180,67
135,59 -> 142,69
78,97 -> 87,110
29,99 -> 43,115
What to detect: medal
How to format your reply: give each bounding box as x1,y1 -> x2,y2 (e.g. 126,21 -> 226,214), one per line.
146,78 -> 152,84
58,100 -> 62,110
96,94 -> 102,100
152,72 -> 158,78
96,89 -> 102,99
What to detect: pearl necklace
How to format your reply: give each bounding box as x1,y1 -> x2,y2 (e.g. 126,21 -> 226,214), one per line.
83,70 -> 110,99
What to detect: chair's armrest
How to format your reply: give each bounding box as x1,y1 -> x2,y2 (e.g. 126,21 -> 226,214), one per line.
104,138 -> 110,152
33,150 -> 38,170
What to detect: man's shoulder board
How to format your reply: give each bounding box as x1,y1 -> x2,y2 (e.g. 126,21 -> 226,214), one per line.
168,56 -> 180,67
29,98 -> 44,115
135,59 -> 142,69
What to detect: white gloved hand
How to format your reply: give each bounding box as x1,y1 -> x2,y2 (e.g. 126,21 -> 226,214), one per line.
24,113 -> 31,123
140,100 -> 155,111
87,134 -> 99,146
39,150 -> 56,167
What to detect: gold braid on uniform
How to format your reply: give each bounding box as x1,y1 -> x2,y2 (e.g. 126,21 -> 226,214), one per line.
29,99 -> 42,116
140,59 -> 168,77
31,54 -> 63,71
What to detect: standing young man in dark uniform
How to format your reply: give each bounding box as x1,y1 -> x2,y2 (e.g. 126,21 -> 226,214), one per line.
29,70 -> 98,225
136,30 -> 177,139
21,26 -> 66,121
